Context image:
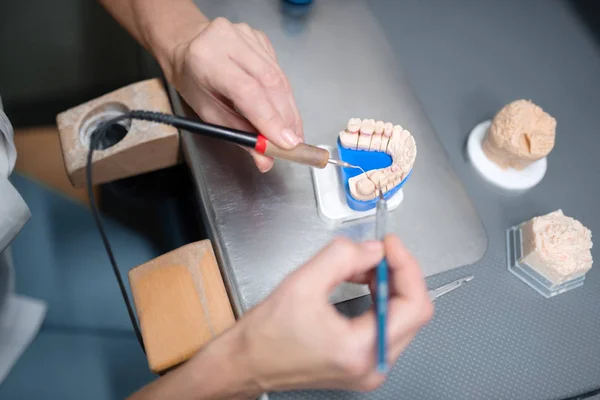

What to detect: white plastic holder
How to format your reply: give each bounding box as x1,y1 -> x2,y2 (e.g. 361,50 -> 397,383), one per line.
311,144 -> 404,226
467,120 -> 547,191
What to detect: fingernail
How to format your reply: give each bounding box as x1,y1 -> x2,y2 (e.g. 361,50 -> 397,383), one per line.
258,163 -> 272,173
363,240 -> 383,252
282,128 -> 301,147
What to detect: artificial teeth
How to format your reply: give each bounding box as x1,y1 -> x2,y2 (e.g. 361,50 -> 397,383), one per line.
347,118 -> 361,133
383,122 -> 393,137
360,119 -> 375,135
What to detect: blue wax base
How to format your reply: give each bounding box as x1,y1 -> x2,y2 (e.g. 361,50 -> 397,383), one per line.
336,138 -> 412,212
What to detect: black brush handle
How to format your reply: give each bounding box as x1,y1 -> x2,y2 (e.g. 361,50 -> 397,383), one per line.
129,110 -> 258,148
127,110 -> 330,168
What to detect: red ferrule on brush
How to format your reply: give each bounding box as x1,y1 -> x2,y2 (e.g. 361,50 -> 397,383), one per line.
255,134 -> 268,154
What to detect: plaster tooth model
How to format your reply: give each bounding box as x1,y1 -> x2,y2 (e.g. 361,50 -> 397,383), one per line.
483,99 -> 556,170
383,122 -> 393,137
370,133 -> 383,151
379,138 -> 390,153
348,176 -> 377,201
391,163 -> 404,185
520,210 -> 593,284
339,117 -> 417,202
347,118 -> 362,133
392,124 -> 403,139
380,123 -> 393,151
389,131 -> 417,173
374,120 -> 385,135
357,132 -> 373,149
360,119 -> 375,135
339,129 -> 358,149
383,167 -> 396,191
368,170 -> 388,188
348,168 -> 388,201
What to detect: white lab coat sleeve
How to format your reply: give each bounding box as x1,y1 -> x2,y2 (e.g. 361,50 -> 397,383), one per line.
0,96 -> 30,252
0,96 -> 31,311
0,96 -> 46,388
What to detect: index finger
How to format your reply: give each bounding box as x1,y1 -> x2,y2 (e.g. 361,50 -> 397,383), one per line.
294,237 -> 384,295
226,42 -> 301,150
234,27 -> 304,141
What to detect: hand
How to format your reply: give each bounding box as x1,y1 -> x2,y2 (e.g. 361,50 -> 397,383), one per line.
129,235 -> 433,400
169,17 -> 304,172
231,235 -> 434,393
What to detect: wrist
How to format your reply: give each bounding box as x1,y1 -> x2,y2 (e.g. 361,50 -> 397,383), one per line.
137,0 -> 209,82
188,324 -> 264,399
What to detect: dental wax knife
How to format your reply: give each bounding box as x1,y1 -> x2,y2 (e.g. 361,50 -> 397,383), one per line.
128,111 -> 345,168
375,186 -> 389,373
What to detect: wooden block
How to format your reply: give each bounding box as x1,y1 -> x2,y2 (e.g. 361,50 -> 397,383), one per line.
129,240 -> 236,374
56,78 -> 181,188
13,126 -> 100,205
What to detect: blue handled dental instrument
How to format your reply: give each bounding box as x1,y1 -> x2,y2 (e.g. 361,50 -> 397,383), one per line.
375,184 -> 389,373
372,174 -> 473,372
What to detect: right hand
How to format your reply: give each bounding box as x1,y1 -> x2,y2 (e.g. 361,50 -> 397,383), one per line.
225,234 -> 434,393
168,17 -> 304,173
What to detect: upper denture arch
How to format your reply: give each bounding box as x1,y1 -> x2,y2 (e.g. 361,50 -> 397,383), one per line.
339,117 -> 417,201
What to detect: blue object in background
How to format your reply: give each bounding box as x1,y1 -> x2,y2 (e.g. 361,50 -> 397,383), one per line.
336,138 -> 412,211
280,0 -> 313,35
283,0 -> 312,4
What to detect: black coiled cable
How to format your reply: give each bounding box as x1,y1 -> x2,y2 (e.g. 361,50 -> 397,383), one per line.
87,113 -> 148,352
85,109 -> 256,354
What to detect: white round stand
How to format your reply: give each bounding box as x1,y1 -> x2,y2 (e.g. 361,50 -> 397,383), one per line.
467,120 -> 547,191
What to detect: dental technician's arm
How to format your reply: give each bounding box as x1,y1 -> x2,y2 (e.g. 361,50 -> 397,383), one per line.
127,327 -> 261,400
97,0 -> 305,173
96,0 -> 207,81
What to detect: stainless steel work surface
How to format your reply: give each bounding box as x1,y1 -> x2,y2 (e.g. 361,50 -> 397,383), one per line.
179,0 -> 487,314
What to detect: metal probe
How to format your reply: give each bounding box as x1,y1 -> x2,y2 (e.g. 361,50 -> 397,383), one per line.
327,158 -> 367,175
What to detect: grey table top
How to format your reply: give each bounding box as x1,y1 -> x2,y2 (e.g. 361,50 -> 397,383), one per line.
177,0 -> 600,399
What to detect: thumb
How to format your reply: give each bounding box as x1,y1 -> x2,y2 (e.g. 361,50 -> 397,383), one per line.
297,237 -> 384,294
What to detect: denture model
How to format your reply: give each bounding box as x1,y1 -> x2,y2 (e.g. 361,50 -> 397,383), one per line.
519,210 -> 593,285
482,99 -> 556,170
337,118 -> 416,210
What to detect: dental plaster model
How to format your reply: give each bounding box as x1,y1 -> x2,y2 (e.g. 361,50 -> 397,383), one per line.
339,118 -> 417,201
520,210 -> 593,285
482,99 -> 556,170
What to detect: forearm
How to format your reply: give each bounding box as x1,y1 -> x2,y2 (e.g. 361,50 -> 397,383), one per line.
128,327 -> 262,400
97,0 -> 209,80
